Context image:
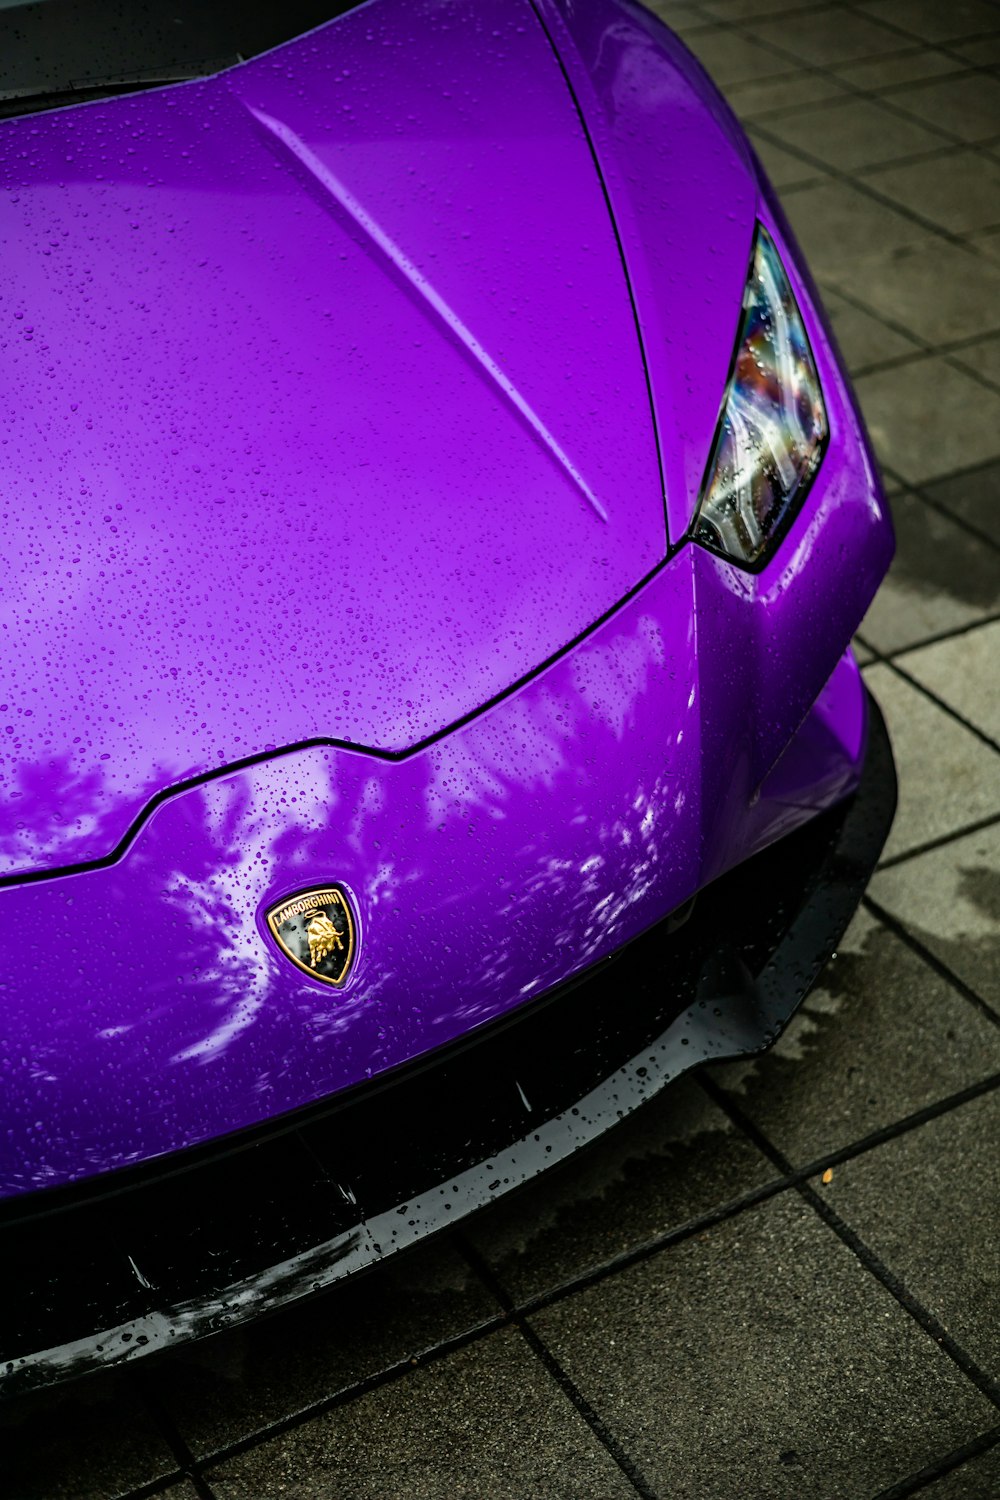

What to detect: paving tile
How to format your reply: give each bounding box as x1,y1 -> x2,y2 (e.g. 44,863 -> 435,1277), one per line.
463,1075 -> 776,1305
864,663 -> 1000,857
820,1089 -> 1000,1372
779,180 -> 930,282
746,129 -> 826,188
970,225 -> 1000,261
747,9 -> 911,67
855,0 -> 1000,45
833,48 -> 965,88
207,1326 -> 637,1500
531,1193 -> 994,1500
701,0 -> 829,18
865,150 -> 1000,233
869,666 -> 1000,858
844,239 -> 1000,345
710,904 -> 1000,1162
150,1237 -> 500,1461
682,25 -> 795,87
899,619 -> 1000,743
854,356 -> 1000,485
858,490 -> 1000,654
762,96 -> 949,171
919,1441 -> 1000,1497
952,35 -> 1000,66
726,69 -> 848,121
822,287 -> 922,372
853,635 -> 875,665
0,1374 -> 176,1500
642,1 -> 716,37
891,73 -> 1000,142
921,456 -> 1000,541
954,330 -> 1000,389
870,820 -> 1000,1005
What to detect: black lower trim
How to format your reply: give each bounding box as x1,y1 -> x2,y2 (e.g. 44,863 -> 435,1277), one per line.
0,693 -> 896,1396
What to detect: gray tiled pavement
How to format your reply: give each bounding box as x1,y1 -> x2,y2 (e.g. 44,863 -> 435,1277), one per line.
5,1 -> 1000,1496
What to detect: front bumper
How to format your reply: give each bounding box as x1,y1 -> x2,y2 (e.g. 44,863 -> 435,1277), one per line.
0,693 -> 896,1395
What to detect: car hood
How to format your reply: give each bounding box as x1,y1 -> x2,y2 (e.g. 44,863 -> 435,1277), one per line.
0,0 -> 746,879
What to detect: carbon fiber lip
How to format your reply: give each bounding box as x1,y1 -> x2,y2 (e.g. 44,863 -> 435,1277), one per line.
0,694 -> 896,1397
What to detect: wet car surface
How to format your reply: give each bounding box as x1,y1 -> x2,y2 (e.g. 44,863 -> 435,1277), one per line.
3,0 -> 1000,1495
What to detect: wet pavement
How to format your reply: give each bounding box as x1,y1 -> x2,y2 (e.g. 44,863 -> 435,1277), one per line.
5,0 -> 1000,1496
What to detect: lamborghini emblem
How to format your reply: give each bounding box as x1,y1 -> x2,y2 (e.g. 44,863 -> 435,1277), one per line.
266,885 -> 356,987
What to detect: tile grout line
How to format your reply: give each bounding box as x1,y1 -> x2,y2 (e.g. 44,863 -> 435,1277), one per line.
818,276 -> 1000,414
874,806 -> 1000,871
811,281 -> 1000,412
750,114 -> 976,249
456,1071 -> 1000,1327
189,1313 -> 511,1477
863,892 -> 1000,1027
118,1476 -> 189,1500
862,638 -> 1000,755
837,1 -> 1000,70
113,1055 -> 1000,1498
794,0 -> 1000,86
455,1234 -> 660,1500
869,1421 -> 1000,1499
686,1 -> 1000,100
734,63 -> 994,126
858,609 -> 1000,664
852,341 -> 1000,384
691,13 -> 1000,237
134,1376 -> 220,1500
113,1069 -> 1000,1493
689,21 -> 1000,525
699,1073 -> 1000,1411
882,463 -> 1000,555
816,277 -> 938,357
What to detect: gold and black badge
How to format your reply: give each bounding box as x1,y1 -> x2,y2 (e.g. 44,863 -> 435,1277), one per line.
265,886 -> 356,986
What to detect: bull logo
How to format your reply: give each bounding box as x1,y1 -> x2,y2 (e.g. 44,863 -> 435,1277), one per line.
265,885 -> 356,987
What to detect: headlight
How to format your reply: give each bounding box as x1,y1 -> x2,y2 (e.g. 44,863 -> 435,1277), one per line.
693,224 -> 827,569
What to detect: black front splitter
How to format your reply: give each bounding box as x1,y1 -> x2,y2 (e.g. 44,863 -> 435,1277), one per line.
0,694 -> 896,1396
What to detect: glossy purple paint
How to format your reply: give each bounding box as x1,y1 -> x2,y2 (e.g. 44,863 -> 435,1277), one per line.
0,0 -> 893,1197
0,0 -> 674,878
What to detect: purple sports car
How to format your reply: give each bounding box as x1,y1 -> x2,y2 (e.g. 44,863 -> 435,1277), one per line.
0,0 -> 895,1390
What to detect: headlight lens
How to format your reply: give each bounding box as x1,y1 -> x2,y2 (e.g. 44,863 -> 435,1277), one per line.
693,225 -> 827,568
